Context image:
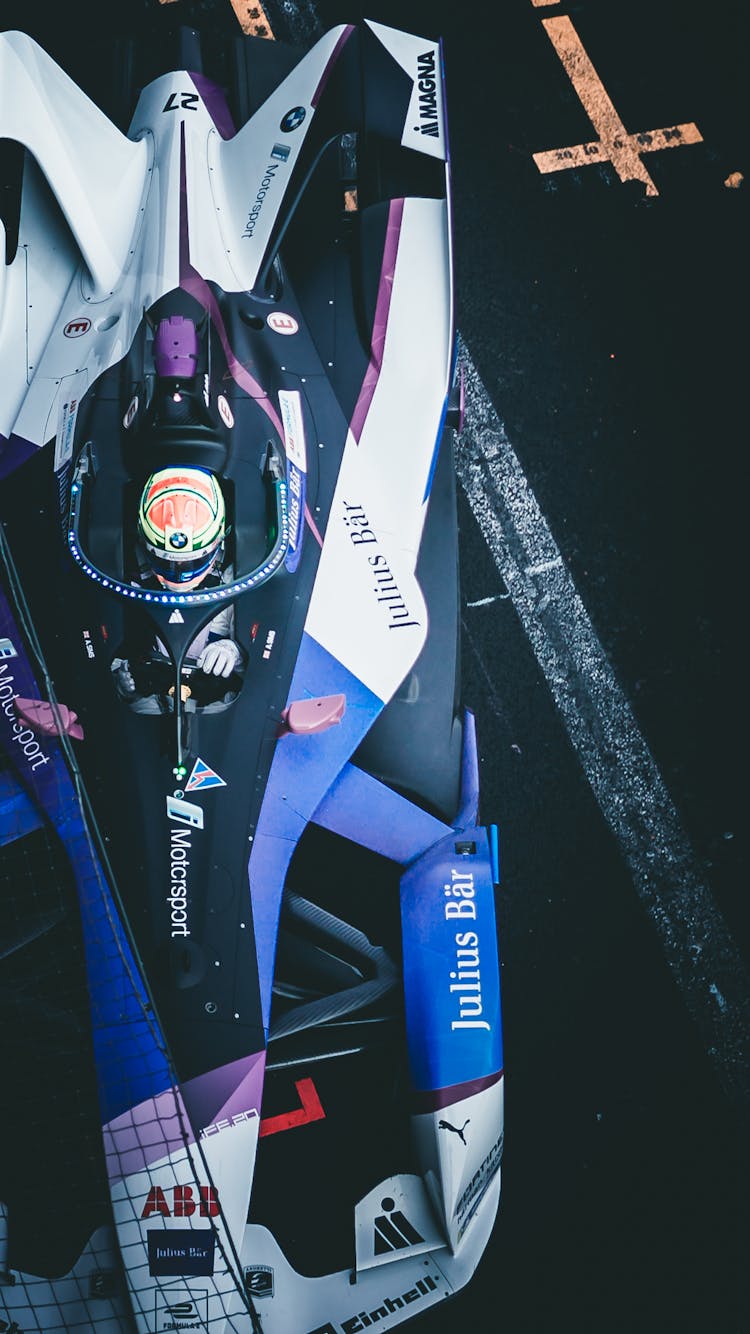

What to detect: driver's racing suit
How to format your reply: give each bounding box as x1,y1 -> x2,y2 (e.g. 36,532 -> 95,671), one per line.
111,566 -> 243,714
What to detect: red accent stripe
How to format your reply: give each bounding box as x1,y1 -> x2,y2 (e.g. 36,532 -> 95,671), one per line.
259,1077 -> 325,1137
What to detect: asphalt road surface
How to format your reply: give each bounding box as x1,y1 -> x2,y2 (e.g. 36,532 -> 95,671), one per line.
2,1 -> 747,1331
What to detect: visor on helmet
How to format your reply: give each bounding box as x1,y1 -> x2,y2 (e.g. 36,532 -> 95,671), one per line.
146,545 -> 222,585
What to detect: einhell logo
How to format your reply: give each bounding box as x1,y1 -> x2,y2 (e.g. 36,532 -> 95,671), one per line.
306,1276 -> 439,1334
141,1184 -> 219,1218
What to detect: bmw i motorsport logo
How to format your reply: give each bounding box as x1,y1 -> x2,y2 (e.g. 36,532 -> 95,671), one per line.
280,105 -> 306,132
166,794 -> 204,829
166,795 -> 203,938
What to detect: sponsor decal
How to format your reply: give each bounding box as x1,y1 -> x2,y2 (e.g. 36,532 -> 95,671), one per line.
123,395 -> 139,429
168,825 -> 191,938
167,794 -> 204,829
445,870 -> 489,1031
262,629 -> 276,661
286,463 -> 305,570
54,395 -> 80,472
244,1265 -> 274,1298
455,1131 -> 503,1241
372,1197 -> 424,1256
279,389 -> 307,571
280,106 -> 306,132
0,663 -> 51,771
279,389 -> 306,469
271,142 -> 290,162
200,1107 -> 258,1139
217,394 -> 234,428
438,1116 -> 470,1145
267,311 -> 299,336
141,1185 -> 219,1219
63,317 -> 91,338
242,161 -> 282,239
82,629 -> 95,660
88,1270 -> 117,1299
413,49 -> 440,138
148,1230 -> 216,1278
186,757 -> 226,792
305,1276 -> 440,1334
154,1289 -> 208,1331
165,795 -> 202,938
341,501 -> 420,631
168,609 -> 184,624
0,637 -> 17,658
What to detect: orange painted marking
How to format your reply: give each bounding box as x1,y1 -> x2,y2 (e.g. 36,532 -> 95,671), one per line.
533,15 -> 702,195
229,0 -> 274,38
259,1077 -> 325,1137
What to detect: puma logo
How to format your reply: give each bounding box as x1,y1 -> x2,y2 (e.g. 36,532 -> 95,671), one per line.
438,1117 -> 470,1145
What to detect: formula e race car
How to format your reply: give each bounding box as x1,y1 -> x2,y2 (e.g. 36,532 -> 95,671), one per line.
0,16 -> 503,1334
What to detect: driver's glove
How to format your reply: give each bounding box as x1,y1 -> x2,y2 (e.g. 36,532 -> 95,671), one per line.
112,659 -> 136,696
198,639 -> 241,678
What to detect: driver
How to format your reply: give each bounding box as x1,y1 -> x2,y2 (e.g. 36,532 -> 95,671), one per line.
112,466 -> 244,710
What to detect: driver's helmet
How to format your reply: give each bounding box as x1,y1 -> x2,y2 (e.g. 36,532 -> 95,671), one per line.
138,466 -> 225,590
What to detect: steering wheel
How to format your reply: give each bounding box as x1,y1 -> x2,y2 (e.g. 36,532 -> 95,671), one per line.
130,651 -> 241,703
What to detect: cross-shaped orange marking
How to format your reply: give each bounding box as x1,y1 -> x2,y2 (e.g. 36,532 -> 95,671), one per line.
533,16 -> 702,195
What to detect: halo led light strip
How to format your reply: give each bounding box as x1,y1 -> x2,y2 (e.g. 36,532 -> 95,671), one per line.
67,479 -> 290,605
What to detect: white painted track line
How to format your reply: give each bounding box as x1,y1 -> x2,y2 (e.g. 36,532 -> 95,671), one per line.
456,336 -> 749,1105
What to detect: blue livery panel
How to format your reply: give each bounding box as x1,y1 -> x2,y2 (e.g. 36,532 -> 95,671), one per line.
400,825 -> 503,1093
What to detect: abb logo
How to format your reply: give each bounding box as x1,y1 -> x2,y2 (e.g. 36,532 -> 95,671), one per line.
141,1184 -> 219,1218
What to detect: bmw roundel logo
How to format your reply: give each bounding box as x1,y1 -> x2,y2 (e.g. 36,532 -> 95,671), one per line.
169,531 -> 188,550
280,106 -> 306,133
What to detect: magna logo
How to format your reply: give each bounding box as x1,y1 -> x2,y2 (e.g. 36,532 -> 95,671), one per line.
413,49 -> 440,138
141,1185 -> 219,1218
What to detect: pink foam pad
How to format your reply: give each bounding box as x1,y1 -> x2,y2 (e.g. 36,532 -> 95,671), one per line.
14,697 -> 84,740
281,694 -> 346,735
